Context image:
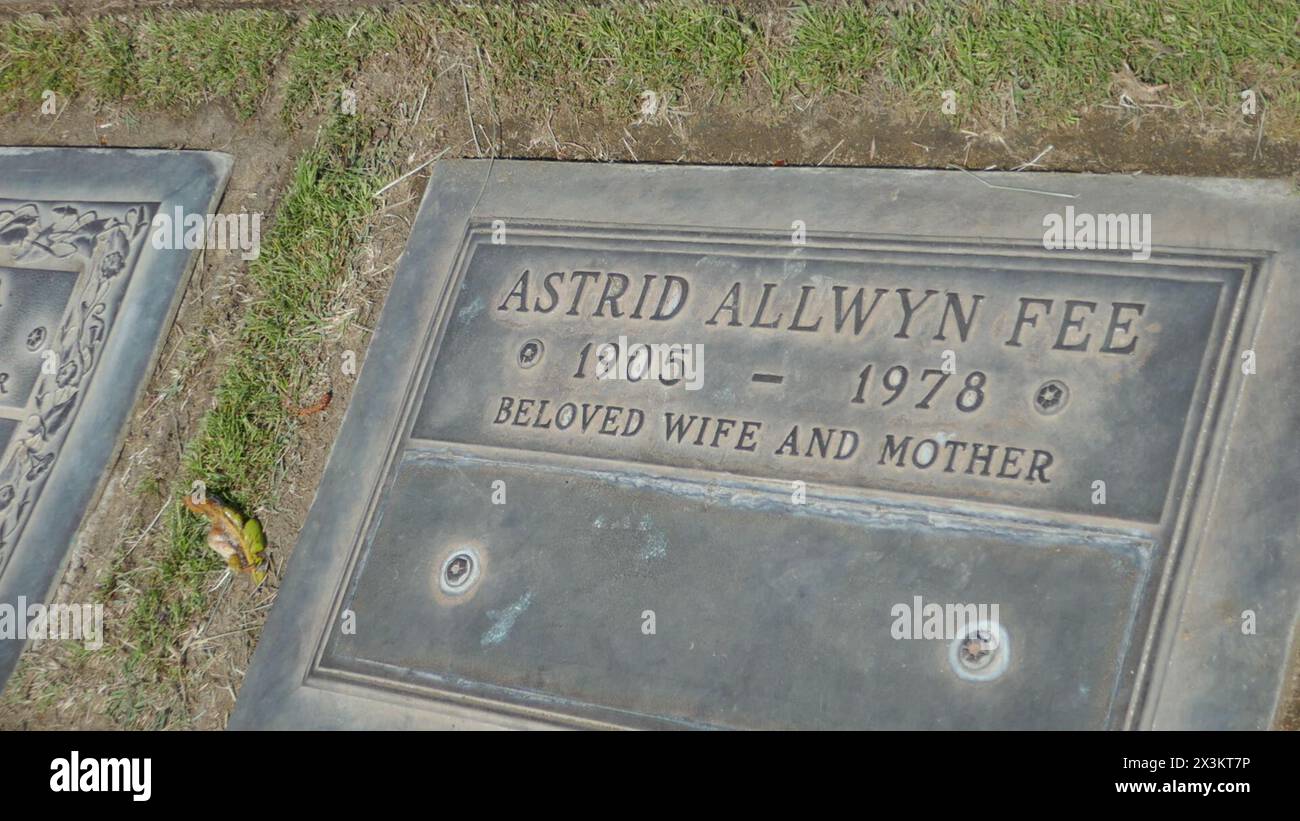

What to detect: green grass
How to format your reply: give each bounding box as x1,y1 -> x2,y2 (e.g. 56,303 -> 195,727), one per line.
760,0 -> 1300,125
1,12 -> 296,118
133,12 -> 293,119
95,115 -> 394,723
79,19 -> 137,102
281,11 -> 398,123
0,15 -> 84,109
185,116 -> 388,495
763,4 -> 885,99
1,2 -> 1294,129
414,1 -> 755,111
416,0 -> 1299,128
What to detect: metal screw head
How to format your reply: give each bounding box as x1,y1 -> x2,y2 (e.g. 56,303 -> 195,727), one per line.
950,621 -> 1010,682
1034,379 -> 1069,415
518,339 -> 543,369
439,548 -> 480,595
444,555 -> 472,587
958,629 -> 999,670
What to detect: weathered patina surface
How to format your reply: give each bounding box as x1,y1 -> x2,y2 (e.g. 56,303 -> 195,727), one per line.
233,161 -> 1300,729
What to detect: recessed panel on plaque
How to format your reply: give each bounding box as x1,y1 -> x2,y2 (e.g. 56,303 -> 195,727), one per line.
234,162 -> 1300,730
0,148 -> 231,685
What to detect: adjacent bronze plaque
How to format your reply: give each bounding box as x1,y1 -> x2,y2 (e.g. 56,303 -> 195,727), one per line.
0,148 -> 231,685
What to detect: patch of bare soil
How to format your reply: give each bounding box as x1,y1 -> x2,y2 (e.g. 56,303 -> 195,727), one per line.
1,41 -> 1297,728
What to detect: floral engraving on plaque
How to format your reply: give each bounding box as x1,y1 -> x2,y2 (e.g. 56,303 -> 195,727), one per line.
0,201 -> 153,566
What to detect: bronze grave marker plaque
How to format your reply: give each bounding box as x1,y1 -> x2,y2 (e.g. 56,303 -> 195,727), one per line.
234,162 -> 1300,729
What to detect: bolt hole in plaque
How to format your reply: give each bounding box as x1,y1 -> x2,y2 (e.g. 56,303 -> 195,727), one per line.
312,208 -> 1259,730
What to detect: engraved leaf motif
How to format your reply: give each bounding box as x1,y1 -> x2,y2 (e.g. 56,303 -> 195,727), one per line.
50,204 -> 81,229
0,204 -> 40,247
46,240 -> 79,257
0,199 -> 151,569
0,202 -> 137,262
